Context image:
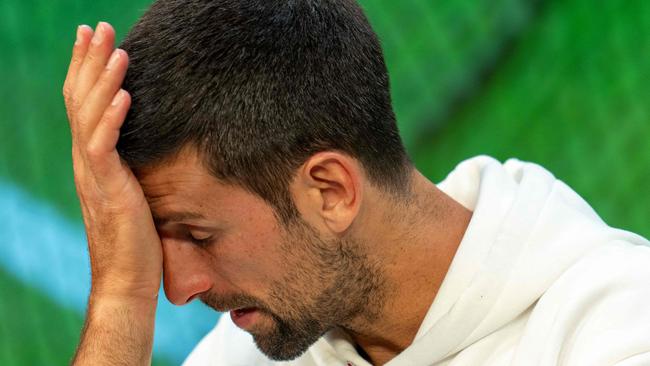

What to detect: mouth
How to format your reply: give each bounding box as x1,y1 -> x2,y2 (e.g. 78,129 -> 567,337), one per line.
230,307 -> 260,330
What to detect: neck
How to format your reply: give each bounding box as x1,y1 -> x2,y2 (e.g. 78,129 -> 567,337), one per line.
345,170 -> 472,365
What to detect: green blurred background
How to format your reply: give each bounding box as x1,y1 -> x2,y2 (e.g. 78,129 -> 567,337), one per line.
0,0 -> 648,364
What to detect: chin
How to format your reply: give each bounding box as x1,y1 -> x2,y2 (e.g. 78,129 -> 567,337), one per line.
249,316 -> 327,361
252,334 -> 314,361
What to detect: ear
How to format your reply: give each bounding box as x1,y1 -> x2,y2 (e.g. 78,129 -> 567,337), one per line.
291,151 -> 363,234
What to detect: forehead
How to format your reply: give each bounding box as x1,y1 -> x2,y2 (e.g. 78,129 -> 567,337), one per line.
136,148 -> 214,200
135,148 -> 269,226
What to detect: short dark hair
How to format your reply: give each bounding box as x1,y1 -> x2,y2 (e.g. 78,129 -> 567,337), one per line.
117,0 -> 412,223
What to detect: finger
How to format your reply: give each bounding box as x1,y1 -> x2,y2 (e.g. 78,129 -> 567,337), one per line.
86,89 -> 131,180
63,25 -> 94,121
72,22 -> 116,116
77,48 -> 129,143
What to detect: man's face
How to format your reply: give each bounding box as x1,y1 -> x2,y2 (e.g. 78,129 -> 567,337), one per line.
137,148 -> 382,360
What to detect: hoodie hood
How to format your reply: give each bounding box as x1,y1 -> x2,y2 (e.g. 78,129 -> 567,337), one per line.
382,156 -> 648,365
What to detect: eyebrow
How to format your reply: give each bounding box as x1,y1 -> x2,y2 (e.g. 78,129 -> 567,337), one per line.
153,211 -> 207,227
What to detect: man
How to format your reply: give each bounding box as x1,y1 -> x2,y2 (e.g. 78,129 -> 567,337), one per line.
62,0 -> 650,365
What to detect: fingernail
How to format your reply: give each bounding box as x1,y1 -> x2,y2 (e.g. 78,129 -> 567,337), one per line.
75,25 -> 89,45
107,50 -> 121,70
111,90 -> 125,107
91,22 -> 105,45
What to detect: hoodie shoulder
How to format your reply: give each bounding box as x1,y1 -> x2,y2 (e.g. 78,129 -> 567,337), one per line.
513,241 -> 650,365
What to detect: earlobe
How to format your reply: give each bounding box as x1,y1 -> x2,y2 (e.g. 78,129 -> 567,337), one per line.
295,152 -> 362,234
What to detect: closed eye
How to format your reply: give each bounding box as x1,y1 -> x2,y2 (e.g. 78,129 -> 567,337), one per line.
188,230 -> 213,247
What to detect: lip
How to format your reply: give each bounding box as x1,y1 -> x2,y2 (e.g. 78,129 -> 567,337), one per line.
230,307 -> 259,330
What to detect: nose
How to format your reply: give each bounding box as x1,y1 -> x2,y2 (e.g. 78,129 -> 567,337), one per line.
162,239 -> 213,305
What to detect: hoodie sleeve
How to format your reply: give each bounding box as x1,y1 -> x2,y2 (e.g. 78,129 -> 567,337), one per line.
512,241 -> 650,366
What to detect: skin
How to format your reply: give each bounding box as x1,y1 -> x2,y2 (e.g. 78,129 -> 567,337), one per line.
64,22 -> 472,366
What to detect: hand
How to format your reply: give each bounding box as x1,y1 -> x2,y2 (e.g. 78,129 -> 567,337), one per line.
62,22 -> 162,302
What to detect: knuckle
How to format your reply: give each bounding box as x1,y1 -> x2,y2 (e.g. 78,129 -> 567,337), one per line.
71,54 -> 82,66
85,50 -> 99,64
67,56 -> 82,75
99,108 -> 116,125
63,85 -> 76,106
76,107 -> 92,125
62,83 -> 71,99
86,142 -> 102,159
95,72 -> 113,91
69,95 -> 83,114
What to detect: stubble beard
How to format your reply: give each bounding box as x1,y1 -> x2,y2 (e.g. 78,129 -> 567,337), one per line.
250,219 -> 386,361
201,218 -> 386,361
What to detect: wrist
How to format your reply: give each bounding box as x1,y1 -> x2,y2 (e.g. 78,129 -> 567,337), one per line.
88,290 -> 159,315
73,291 -> 158,366
90,273 -> 161,302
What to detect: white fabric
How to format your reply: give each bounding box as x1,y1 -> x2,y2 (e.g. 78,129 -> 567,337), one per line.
183,156 -> 650,366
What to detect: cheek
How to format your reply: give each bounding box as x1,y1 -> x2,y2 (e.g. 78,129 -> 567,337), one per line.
209,230 -> 289,292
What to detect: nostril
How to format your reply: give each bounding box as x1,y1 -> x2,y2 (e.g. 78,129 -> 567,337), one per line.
187,293 -> 201,303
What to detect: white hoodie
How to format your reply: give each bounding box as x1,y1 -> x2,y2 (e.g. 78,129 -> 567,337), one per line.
183,156 -> 650,366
